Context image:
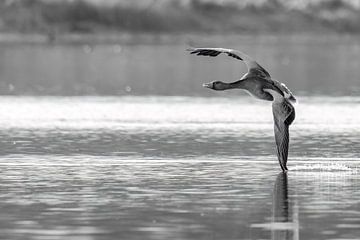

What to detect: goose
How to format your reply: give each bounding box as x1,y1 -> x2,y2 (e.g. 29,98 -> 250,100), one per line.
188,47 -> 295,171
188,47 -> 296,103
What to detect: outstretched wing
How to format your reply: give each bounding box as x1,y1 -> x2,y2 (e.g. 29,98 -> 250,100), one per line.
272,99 -> 295,171
187,47 -> 271,80
274,120 -> 289,172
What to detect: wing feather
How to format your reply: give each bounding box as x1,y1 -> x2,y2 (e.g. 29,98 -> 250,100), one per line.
274,121 -> 289,172
187,47 -> 271,80
272,99 -> 295,171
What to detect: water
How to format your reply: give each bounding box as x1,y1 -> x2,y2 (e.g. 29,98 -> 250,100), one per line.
0,96 -> 359,240
1,34 -> 360,96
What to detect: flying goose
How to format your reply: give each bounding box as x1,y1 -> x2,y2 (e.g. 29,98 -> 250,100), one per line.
188,47 -> 296,171
188,47 -> 296,103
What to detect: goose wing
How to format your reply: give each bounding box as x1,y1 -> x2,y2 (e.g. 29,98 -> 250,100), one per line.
272,99 -> 295,172
274,120 -> 289,172
187,47 -> 271,80
272,80 -> 297,103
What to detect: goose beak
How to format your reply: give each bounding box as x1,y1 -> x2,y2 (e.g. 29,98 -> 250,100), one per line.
202,82 -> 213,89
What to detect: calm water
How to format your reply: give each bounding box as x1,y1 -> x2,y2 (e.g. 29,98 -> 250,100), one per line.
0,34 -> 360,96
0,96 -> 359,240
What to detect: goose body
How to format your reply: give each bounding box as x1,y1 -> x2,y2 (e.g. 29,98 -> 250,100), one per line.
188,47 -> 296,171
203,77 -> 282,101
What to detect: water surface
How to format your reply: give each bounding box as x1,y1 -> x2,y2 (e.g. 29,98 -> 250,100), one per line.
0,96 -> 359,240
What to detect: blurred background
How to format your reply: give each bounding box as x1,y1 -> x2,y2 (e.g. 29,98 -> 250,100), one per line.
0,0 -> 359,96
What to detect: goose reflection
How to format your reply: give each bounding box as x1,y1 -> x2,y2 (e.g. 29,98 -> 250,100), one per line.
251,172 -> 299,240
272,172 -> 299,240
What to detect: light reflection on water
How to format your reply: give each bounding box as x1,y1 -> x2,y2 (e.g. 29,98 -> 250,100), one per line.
1,96 -> 360,159
0,96 -> 359,239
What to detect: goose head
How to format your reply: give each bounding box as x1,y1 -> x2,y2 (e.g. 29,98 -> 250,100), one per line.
202,81 -> 229,91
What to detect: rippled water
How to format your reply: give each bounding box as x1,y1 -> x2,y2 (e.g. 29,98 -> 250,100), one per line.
0,96 -> 359,240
